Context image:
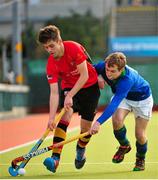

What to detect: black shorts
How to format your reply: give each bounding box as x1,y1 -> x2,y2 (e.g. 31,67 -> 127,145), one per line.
60,83 -> 100,121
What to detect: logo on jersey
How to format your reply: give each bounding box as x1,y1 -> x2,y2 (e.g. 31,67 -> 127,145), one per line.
47,75 -> 53,80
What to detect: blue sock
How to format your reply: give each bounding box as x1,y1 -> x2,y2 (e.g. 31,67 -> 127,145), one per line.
114,126 -> 130,146
136,141 -> 147,160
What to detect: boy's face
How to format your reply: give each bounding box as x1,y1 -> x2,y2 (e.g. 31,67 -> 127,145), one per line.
43,40 -> 63,59
105,64 -> 123,80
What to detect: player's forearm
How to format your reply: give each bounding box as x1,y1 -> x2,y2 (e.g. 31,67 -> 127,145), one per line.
97,94 -> 123,124
49,93 -> 59,120
97,104 -> 116,124
68,73 -> 88,98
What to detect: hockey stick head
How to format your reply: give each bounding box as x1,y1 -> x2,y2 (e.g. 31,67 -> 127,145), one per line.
11,156 -> 24,169
8,166 -> 19,177
8,108 -> 66,176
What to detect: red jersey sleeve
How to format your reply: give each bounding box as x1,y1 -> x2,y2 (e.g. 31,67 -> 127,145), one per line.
46,56 -> 59,84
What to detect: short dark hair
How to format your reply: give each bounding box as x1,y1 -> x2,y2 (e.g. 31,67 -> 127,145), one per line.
38,25 -> 61,44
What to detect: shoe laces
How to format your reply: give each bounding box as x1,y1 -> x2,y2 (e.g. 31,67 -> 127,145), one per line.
76,147 -> 85,161
52,155 -> 59,161
135,158 -> 144,167
115,146 -> 128,156
52,156 -> 59,166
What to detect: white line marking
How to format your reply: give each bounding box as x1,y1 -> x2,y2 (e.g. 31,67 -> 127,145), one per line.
0,127 -> 79,154
1,162 -> 158,166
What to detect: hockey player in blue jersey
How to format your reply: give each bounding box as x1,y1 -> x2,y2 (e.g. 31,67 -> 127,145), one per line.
90,52 -> 153,171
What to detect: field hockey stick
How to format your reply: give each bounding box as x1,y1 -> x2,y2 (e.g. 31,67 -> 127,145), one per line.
8,108 -> 65,176
11,131 -> 89,169
84,50 -> 93,64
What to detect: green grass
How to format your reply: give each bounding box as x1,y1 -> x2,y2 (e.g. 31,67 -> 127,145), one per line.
1,112 -> 158,179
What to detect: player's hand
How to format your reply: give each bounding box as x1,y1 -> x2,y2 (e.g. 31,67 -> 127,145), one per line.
47,119 -> 57,131
90,121 -> 101,135
98,75 -> 105,89
64,94 -> 73,111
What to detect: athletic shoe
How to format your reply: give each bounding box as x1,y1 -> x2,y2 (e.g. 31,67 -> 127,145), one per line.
75,146 -> 86,169
112,145 -> 131,163
133,158 -> 145,171
43,156 -> 59,173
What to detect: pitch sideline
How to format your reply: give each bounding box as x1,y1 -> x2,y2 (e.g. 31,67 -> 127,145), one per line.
0,126 -> 79,154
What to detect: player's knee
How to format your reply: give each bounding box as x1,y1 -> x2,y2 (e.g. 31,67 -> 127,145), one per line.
81,126 -> 90,132
135,131 -> 146,144
81,121 -> 92,132
112,117 -> 124,130
63,108 -> 73,120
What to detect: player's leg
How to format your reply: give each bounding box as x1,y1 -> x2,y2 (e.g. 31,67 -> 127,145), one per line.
75,119 -> 92,169
43,109 -> 73,173
75,83 -> 100,169
112,108 -> 131,163
133,95 -> 153,171
43,89 -> 73,173
133,117 -> 148,171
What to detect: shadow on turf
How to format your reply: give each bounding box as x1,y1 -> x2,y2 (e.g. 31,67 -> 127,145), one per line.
5,170 -> 134,179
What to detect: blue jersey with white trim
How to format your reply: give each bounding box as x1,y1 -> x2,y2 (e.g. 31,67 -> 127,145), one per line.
94,61 -> 152,124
